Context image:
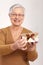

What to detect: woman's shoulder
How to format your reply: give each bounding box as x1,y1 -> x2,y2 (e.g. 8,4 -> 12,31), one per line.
0,26 -> 10,35
22,27 -> 33,33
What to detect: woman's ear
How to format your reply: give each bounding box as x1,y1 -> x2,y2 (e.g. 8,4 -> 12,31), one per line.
8,13 -> 10,17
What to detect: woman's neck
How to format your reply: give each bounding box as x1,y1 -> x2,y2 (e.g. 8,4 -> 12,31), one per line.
11,25 -> 22,31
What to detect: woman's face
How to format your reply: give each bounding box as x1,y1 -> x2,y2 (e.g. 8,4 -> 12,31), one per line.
9,7 -> 24,26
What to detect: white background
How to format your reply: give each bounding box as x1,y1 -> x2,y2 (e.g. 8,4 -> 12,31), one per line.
0,0 -> 43,65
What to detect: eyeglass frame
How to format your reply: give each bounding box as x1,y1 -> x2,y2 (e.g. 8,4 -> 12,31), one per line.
10,13 -> 24,17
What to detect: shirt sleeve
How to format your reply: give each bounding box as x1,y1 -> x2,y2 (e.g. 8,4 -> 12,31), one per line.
27,47 -> 38,61
0,29 -> 14,56
23,28 -> 38,61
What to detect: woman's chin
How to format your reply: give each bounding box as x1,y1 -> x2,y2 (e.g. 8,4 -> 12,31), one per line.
13,23 -> 21,26
13,22 -> 22,26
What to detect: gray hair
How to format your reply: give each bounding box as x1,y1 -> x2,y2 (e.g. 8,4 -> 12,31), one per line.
9,4 -> 25,14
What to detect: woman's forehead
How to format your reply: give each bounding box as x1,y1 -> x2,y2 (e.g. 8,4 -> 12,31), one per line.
12,7 -> 24,14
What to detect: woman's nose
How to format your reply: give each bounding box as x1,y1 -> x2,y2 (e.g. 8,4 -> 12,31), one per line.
16,15 -> 19,18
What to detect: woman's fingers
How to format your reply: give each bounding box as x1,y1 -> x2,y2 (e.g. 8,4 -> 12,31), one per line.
17,38 -> 27,50
21,46 -> 27,50
21,42 -> 27,48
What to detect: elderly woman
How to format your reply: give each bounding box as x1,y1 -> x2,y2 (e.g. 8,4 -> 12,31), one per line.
0,4 -> 38,65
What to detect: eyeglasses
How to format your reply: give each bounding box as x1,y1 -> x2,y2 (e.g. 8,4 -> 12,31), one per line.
10,13 -> 24,17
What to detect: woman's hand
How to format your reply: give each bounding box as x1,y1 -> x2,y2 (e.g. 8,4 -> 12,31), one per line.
27,42 -> 36,51
10,38 -> 27,51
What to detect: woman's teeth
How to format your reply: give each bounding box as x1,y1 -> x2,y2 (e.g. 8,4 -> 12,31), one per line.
14,20 -> 20,22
